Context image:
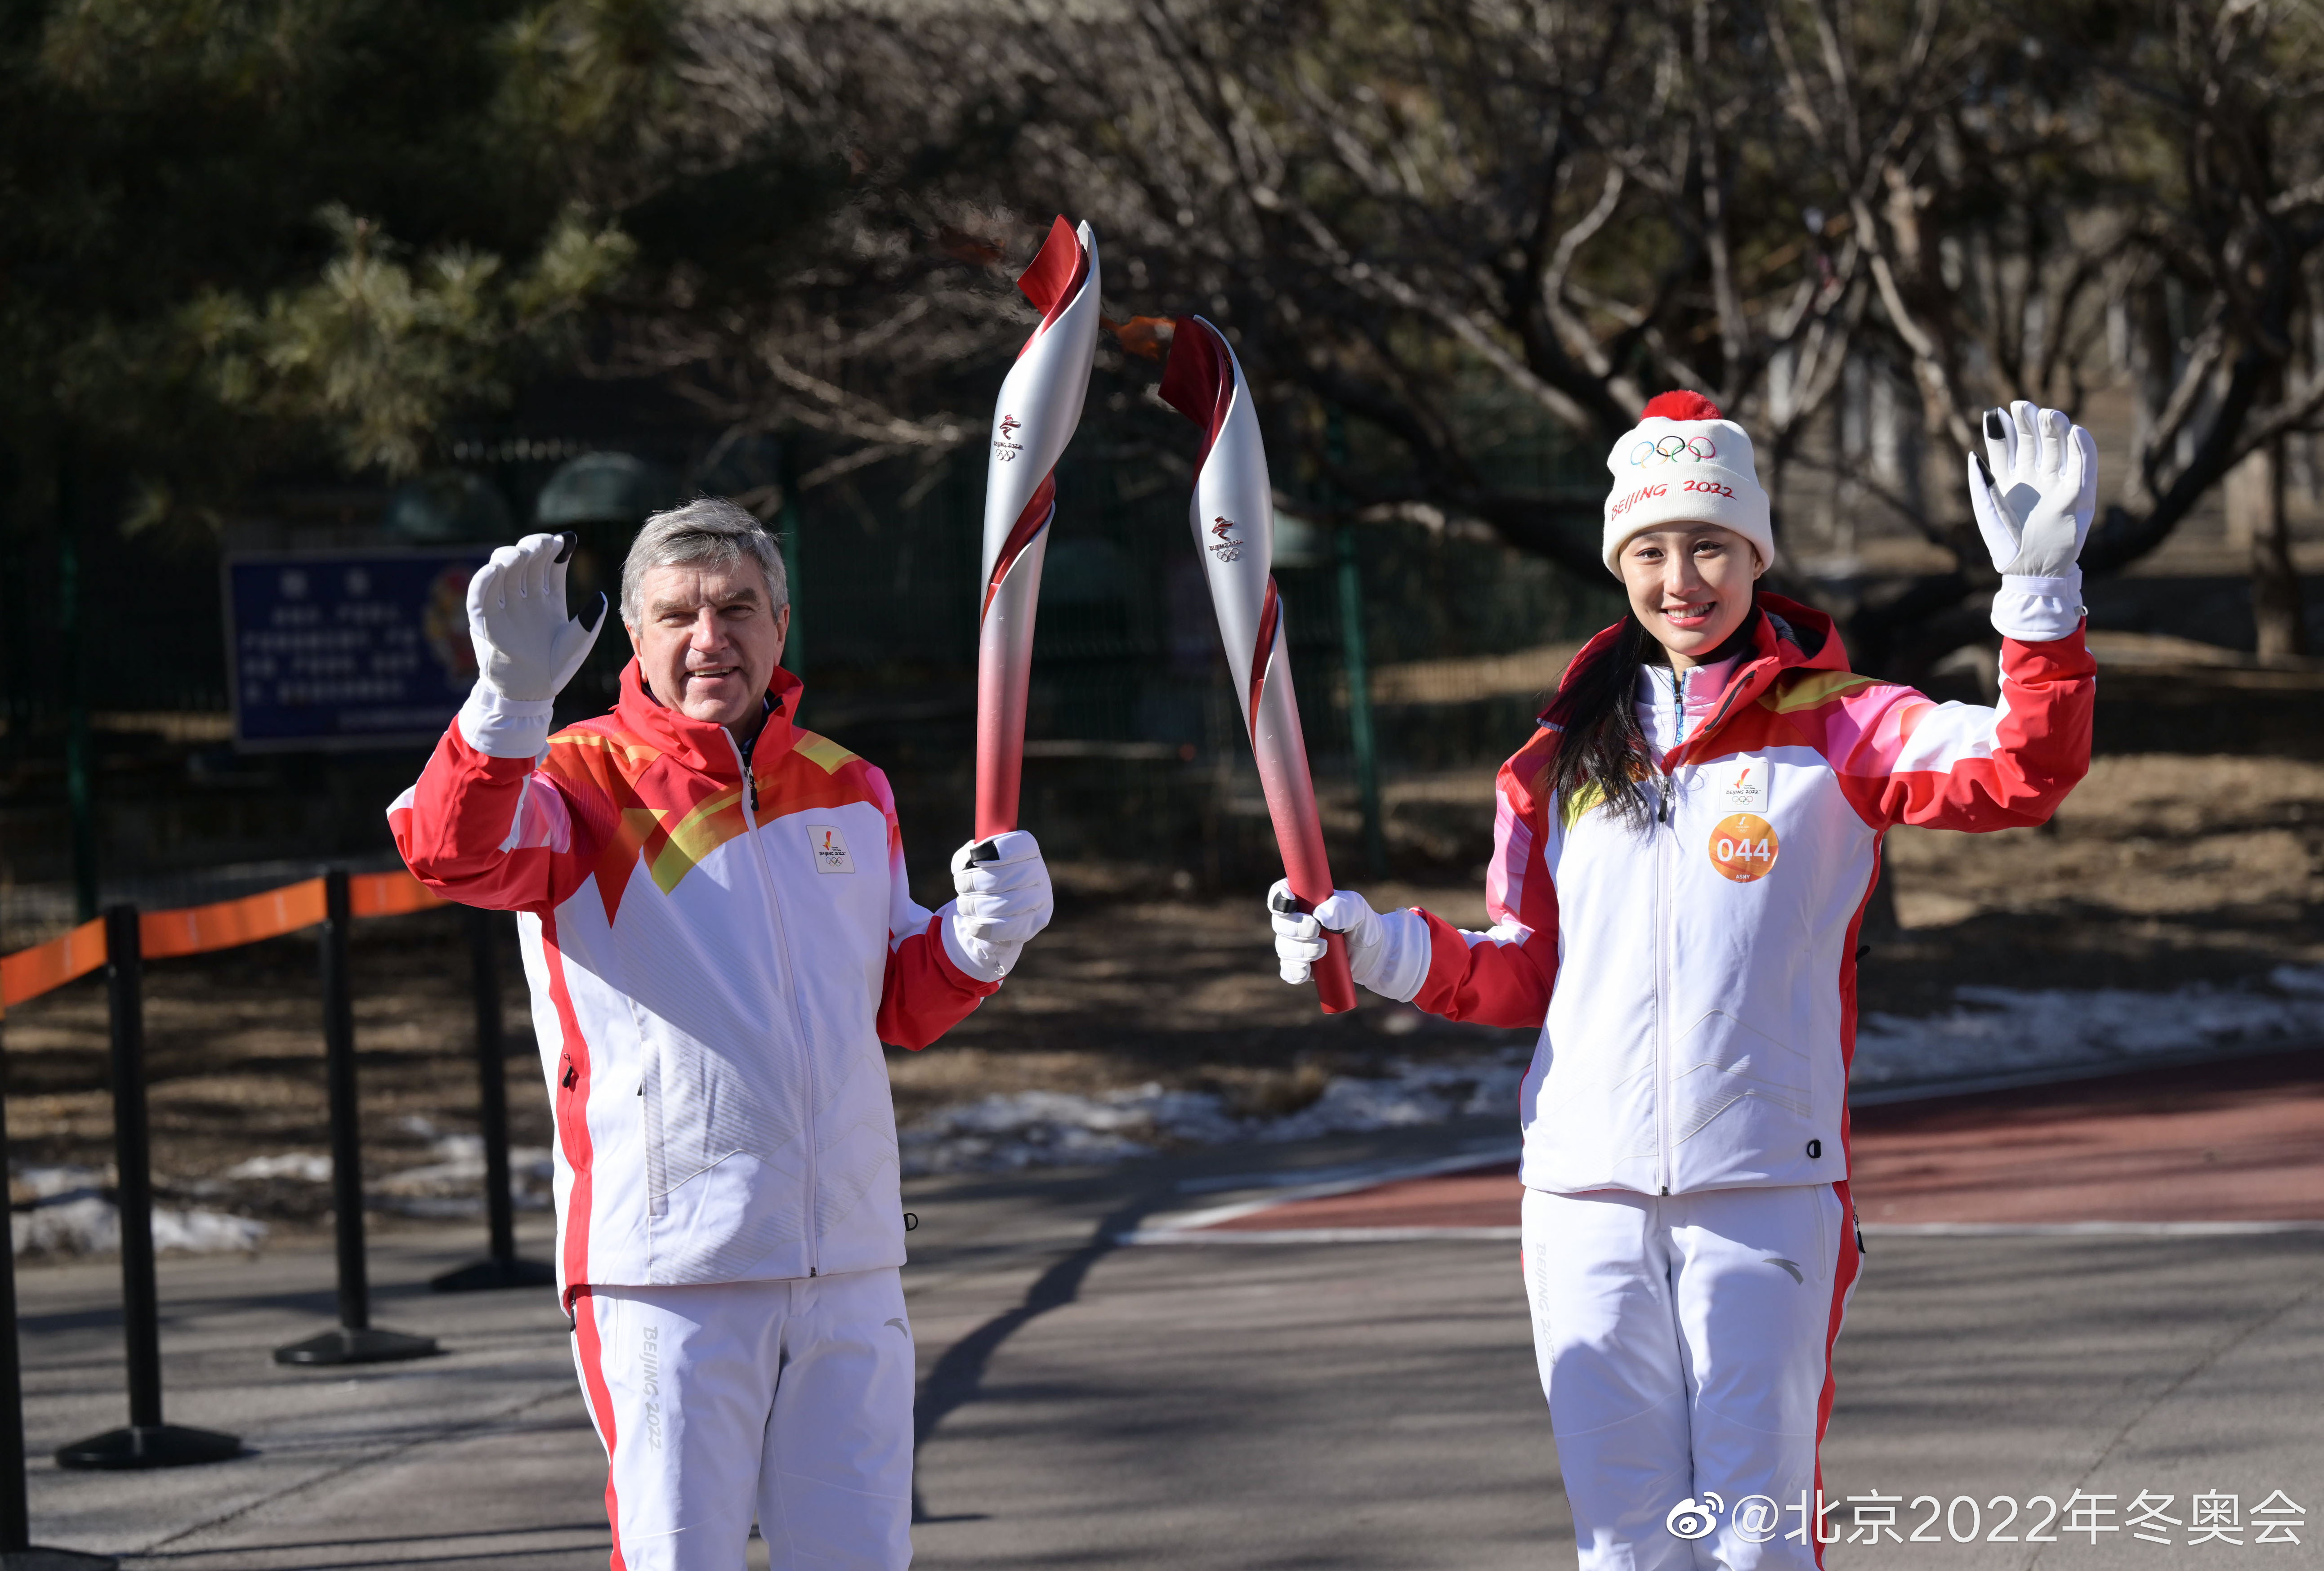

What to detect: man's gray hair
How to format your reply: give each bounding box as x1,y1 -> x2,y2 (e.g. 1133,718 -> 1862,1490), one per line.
620,497 -> 789,627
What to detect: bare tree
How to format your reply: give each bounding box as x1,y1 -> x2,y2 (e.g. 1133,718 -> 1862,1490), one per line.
1804,0 -> 2324,666
628,0 -> 2323,667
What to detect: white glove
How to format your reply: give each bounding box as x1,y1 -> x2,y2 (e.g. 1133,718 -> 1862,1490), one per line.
1267,880 -> 1430,1002
468,533 -> 605,703
943,830 -> 1053,982
1966,401 -> 2096,642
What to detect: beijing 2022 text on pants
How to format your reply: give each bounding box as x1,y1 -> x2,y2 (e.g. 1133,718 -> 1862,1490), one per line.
1520,1183 -> 1862,1571
571,1268 -> 915,1571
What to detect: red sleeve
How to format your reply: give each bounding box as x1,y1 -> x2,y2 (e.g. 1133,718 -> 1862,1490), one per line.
879,915 -> 1001,1050
866,765 -> 999,1049
388,722 -> 597,913
1833,625 -> 2096,833
1409,731 -> 1560,1028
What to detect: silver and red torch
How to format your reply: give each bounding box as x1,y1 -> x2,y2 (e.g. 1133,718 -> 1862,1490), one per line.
976,216 -> 1102,840
1159,317 -> 1358,1014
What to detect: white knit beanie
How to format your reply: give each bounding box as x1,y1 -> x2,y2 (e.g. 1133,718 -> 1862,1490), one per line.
1600,390 -> 1774,573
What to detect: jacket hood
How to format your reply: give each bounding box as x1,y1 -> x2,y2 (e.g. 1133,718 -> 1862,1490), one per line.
610,657 -> 804,777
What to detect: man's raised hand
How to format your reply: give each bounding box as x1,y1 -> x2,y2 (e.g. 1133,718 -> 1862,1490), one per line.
468,531 -> 605,703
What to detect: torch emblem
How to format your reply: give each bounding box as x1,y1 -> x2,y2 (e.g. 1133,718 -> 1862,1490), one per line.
1208,515 -> 1241,562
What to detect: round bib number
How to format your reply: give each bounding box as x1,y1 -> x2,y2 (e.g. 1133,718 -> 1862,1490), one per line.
1708,813 -> 1779,883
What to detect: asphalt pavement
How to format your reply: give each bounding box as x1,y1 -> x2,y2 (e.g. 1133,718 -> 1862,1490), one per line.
14,1107 -> 2320,1571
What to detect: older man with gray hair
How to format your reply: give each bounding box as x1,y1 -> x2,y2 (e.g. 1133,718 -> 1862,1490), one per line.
391,500 -> 1052,1570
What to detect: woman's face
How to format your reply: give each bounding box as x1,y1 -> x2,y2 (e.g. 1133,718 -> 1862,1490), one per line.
1616,523 -> 1766,667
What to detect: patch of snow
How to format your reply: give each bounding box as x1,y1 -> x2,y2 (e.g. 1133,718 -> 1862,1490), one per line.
10,1165 -> 265,1257
372,1133 -> 554,1217
899,1052 -> 1530,1177
201,1133 -> 554,1218
221,1152 -> 333,1183
899,1085 -> 1243,1175
2270,965 -> 2324,998
903,974 -> 2324,1175
1853,976 -> 2324,1087
1257,1058 -> 1527,1143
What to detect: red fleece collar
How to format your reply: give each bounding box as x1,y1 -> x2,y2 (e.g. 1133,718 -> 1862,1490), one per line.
1554,594 -> 1849,705
612,658 -> 804,778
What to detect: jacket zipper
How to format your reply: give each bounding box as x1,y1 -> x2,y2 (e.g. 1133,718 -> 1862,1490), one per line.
1654,667 -> 1679,1195
1649,656 -> 1762,1195
729,732 -> 822,1276
1654,763 -> 1674,1195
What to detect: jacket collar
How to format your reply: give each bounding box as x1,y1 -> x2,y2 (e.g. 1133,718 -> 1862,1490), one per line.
612,658 -> 804,778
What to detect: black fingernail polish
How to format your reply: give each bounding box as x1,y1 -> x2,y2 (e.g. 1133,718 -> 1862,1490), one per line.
554,531 -> 577,564
1984,411 -> 2006,439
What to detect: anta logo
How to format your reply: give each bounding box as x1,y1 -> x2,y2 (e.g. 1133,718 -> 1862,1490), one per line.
1208,515 -> 1242,562
806,824 -> 856,875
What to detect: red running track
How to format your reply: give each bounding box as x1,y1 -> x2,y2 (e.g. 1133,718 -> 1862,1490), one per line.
1192,1051 -> 2324,1234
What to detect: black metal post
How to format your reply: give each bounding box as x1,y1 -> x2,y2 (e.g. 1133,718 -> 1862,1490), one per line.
274,872 -> 438,1366
55,907 -> 241,1471
431,908 -> 551,1293
57,448 -> 97,925
0,1014 -> 122,1567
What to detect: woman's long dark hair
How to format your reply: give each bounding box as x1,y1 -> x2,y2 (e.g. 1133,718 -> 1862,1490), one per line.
1546,602 -> 1764,830
1544,615 -> 1656,829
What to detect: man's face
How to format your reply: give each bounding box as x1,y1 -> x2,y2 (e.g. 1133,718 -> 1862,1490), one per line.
626,562 -> 790,729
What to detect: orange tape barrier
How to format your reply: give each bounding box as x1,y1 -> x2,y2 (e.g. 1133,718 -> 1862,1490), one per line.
0,871 -> 444,1012
0,917 -> 108,1013
352,870 -> 443,919
139,880 -> 327,960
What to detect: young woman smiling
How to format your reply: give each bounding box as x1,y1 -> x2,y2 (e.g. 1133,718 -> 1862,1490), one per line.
1271,392 -> 2100,1570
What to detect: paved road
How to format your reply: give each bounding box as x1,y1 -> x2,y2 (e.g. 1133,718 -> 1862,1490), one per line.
18,1106 -> 2320,1570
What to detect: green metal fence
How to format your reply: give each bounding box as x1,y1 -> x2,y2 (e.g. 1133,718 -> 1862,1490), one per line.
0,435 -> 1618,944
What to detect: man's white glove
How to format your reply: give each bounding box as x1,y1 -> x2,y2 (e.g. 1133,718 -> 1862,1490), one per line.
1966,401 -> 2096,642
457,532 -> 606,758
943,830 -> 1053,982
469,532 -> 605,701
1267,880 -> 1430,1003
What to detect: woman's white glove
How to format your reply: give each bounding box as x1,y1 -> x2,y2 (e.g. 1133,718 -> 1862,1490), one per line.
943,830 -> 1053,982
1267,880 -> 1430,1002
1966,401 -> 2096,642
468,532 -> 605,703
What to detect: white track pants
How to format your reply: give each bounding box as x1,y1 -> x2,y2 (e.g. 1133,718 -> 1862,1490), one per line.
571,1269 -> 914,1571
1519,1183 -> 1860,1571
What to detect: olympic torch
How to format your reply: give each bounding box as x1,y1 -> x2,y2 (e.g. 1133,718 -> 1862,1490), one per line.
975,216 -> 1102,841
1159,316 -> 1357,1014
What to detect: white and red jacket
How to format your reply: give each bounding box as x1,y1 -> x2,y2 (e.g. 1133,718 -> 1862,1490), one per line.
1401,594 -> 2094,1196
390,662 -> 996,1301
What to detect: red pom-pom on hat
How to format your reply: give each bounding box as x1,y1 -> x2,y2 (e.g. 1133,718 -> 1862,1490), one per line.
1640,389 -> 1722,422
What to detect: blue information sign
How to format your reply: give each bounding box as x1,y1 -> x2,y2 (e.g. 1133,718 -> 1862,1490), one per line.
225,549 -> 492,750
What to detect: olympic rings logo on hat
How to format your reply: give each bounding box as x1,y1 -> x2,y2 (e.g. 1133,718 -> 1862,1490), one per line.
1629,434 -> 1717,466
